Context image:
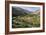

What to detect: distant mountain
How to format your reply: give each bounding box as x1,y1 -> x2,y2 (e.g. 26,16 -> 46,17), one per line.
31,9 -> 40,15
12,7 -> 32,16
12,7 -> 40,16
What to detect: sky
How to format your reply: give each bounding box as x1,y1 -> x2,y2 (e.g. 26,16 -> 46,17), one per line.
18,7 -> 40,12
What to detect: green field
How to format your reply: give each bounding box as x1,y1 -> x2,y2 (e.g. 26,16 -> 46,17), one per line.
12,14 -> 40,28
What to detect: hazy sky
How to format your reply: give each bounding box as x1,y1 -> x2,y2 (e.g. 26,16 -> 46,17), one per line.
19,7 -> 40,12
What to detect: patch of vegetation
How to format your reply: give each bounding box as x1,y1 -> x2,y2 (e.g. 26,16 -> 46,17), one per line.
12,14 -> 40,28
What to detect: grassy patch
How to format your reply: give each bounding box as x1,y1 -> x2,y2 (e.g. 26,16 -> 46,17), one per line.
12,14 -> 40,28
